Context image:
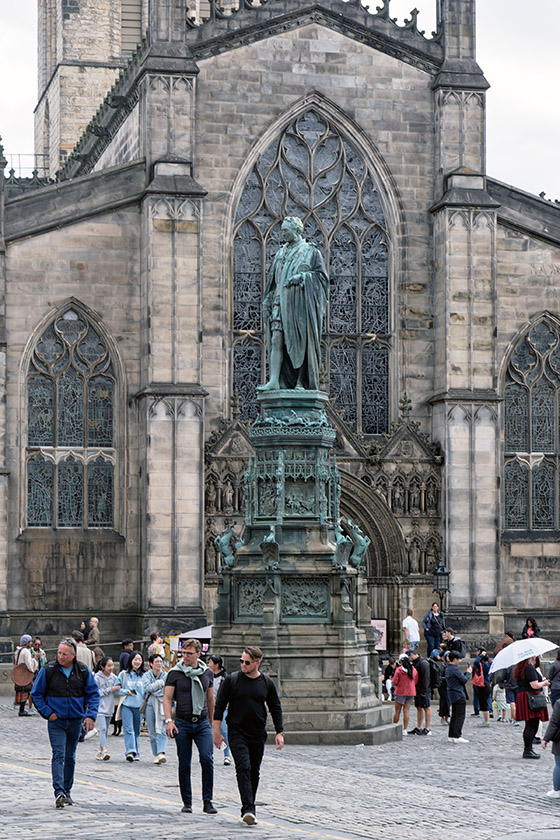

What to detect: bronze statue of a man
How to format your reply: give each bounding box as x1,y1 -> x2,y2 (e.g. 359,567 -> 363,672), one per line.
261,216 -> 328,390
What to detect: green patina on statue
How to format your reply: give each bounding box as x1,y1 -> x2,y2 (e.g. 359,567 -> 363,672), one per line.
261,216 -> 329,391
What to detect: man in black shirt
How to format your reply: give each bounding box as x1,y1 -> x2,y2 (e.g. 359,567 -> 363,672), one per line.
163,639 -> 217,815
212,645 -> 284,826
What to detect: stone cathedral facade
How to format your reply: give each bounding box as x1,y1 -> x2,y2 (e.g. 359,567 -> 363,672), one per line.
0,0 -> 559,650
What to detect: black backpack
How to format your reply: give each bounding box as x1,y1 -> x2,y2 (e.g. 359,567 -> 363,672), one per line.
429,658 -> 442,689
44,659 -> 89,690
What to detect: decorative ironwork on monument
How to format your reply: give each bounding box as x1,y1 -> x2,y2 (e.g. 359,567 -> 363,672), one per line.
504,316 -> 560,534
232,108 -> 390,433
204,392 -> 444,581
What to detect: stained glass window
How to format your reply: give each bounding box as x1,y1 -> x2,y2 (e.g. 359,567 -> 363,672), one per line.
232,109 -> 391,432
504,319 -> 560,531
26,308 -> 116,529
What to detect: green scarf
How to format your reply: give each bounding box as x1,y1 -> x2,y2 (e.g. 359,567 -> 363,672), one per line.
171,659 -> 208,715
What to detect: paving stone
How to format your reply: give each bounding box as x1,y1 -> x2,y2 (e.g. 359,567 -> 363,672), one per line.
1,702 -> 559,839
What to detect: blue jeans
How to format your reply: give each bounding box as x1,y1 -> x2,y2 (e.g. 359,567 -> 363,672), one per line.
47,717 -> 82,797
97,714 -> 112,749
145,702 -> 168,757
425,633 -> 441,656
554,754 -> 560,792
122,705 -> 141,757
174,716 -> 214,805
220,708 -> 231,759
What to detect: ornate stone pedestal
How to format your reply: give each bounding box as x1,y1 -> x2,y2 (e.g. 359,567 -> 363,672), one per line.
213,390 -> 399,744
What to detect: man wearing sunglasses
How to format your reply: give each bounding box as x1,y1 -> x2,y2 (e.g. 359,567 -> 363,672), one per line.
212,645 -> 284,826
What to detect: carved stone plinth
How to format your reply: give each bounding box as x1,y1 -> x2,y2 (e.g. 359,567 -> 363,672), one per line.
213,390 -> 400,745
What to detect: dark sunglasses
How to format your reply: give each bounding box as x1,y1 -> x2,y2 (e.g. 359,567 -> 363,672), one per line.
239,658 -> 253,665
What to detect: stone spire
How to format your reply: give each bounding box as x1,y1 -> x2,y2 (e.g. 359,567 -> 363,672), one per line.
146,0 -> 198,71
433,0 -> 489,90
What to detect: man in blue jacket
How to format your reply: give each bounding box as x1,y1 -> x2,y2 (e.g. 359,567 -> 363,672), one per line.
31,638 -> 99,808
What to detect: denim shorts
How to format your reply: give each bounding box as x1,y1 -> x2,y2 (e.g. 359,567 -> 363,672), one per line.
395,695 -> 414,705
505,689 -> 517,704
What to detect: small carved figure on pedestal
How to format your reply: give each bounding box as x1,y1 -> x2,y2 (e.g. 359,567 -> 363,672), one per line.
206,479 -> 217,514
408,540 -> 420,574
222,479 -> 234,514
392,483 -> 404,514
347,519 -> 370,572
260,524 -> 280,571
214,521 -> 243,570
204,518 -> 219,575
333,520 -> 351,571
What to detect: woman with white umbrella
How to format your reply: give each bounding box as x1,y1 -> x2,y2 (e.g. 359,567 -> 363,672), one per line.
491,637 -> 557,759
514,656 -> 550,759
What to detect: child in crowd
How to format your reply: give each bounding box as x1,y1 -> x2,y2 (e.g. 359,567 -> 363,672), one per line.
492,679 -> 508,722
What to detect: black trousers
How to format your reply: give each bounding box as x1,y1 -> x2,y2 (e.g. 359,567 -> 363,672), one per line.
449,698 -> 466,739
476,684 -> 491,713
228,728 -> 266,816
523,717 -> 540,752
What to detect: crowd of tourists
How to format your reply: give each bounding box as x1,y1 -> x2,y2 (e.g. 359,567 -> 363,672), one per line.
387,607 -> 560,799
12,625 -> 283,825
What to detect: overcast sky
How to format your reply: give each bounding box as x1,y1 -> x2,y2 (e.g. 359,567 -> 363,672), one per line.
0,0 -> 559,200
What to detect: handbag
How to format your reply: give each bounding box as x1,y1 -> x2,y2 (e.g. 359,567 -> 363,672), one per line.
115,672 -> 127,722
527,690 -> 547,711
11,649 -> 34,690
472,664 -> 485,688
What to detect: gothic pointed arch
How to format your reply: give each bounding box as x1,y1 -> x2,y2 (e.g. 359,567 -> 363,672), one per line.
339,470 -> 406,579
501,312 -> 560,533
21,299 -> 126,533
229,94 -> 401,435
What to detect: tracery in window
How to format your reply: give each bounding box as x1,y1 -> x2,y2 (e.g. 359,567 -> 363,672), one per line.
26,308 -> 116,529
232,109 -> 391,431
504,318 -> 560,531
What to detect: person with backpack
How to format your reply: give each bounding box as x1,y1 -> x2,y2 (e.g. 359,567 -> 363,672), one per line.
441,627 -> 466,659
407,650 -> 432,735
392,654 -> 418,734
31,638 -> 99,808
421,602 -> 445,656
428,648 -> 445,698
472,649 -> 492,728
212,645 -> 284,826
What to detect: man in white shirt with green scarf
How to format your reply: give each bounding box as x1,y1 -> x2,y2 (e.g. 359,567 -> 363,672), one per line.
163,639 -> 216,814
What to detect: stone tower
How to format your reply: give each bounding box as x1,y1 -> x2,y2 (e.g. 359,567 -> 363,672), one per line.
35,0 -> 146,176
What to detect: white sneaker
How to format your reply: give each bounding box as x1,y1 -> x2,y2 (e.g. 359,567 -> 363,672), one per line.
154,753 -> 166,764
84,727 -> 98,741
242,813 -> 257,825
546,790 -> 560,799
455,737 -> 469,743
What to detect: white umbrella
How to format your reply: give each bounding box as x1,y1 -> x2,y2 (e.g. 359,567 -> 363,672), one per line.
489,637 -> 558,673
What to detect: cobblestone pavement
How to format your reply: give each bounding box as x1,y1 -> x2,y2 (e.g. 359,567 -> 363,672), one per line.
1,702 -> 559,840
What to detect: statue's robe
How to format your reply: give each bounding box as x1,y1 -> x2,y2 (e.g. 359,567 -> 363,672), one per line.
264,238 -> 329,389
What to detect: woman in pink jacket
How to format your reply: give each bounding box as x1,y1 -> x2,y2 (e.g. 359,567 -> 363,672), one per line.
392,653 -> 418,733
